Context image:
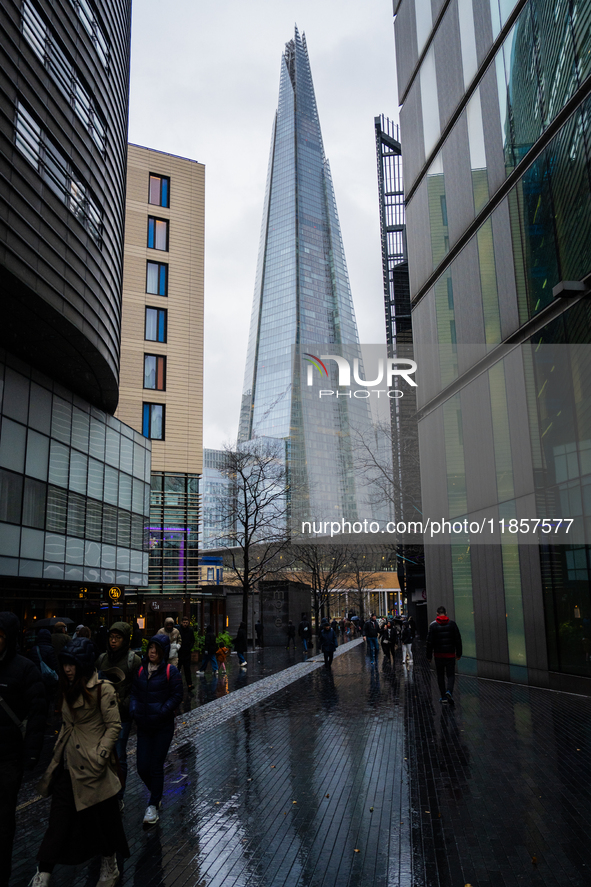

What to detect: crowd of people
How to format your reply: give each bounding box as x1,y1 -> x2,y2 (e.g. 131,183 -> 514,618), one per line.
0,605 -> 462,886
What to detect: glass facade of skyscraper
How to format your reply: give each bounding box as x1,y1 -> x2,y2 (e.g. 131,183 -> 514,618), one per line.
396,0 -> 591,692
239,28 -> 371,526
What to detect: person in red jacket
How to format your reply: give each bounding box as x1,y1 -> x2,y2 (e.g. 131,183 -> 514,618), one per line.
426,606 -> 462,705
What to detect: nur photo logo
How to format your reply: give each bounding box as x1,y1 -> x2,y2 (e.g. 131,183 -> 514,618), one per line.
303,352 -> 417,399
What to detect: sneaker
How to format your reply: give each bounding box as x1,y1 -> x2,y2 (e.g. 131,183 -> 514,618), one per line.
143,804 -> 160,829
446,691 -> 455,705
29,870 -> 51,887
439,697 -> 448,704
240,663 -> 247,668
98,854 -> 119,886
195,670 -> 205,675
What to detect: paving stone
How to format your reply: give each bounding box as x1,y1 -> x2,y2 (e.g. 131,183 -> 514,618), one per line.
11,637 -> 591,886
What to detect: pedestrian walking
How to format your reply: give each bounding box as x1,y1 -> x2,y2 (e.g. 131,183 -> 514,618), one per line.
28,627 -> 59,675
130,633 -> 183,828
319,618 -> 338,668
50,621 -> 71,655
298,615 -> 311,652
95,622 -> 141,806
363,613 -> 380,663
400,617 -> 415,665
286,620 -> 296,650
32,637 -> 128,887
0,613 -> 46,887
233,621 -> 248,668
178,616 -> 196,690
255,620 -> 264,647
426,606 -> 463,704
157,617 -> 182,668
379,620 -> 396,662
216,643 -> 229,674
196,625 -> 218,674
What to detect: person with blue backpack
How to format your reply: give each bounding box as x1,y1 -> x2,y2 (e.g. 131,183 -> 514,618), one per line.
130,633 -> 182,829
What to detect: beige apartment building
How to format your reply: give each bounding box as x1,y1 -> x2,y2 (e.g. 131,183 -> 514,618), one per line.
116,144 -> 204,609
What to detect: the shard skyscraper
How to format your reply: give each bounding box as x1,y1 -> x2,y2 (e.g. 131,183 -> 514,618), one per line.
238,28 -> 371,528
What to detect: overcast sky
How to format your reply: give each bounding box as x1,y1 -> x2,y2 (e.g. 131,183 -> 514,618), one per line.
128,0 -> 399,450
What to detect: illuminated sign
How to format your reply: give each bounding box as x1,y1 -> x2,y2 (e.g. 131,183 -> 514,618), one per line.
108,586 -> 122,601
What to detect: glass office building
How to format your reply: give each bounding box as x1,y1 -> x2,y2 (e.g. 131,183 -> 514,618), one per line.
239,28 -> 371,527
395,0 -> 591,692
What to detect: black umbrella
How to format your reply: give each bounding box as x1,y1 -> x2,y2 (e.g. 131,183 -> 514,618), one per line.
34,616 -> 75,628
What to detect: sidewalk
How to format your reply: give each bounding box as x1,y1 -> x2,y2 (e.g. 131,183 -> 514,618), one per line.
12,639 -> 591,886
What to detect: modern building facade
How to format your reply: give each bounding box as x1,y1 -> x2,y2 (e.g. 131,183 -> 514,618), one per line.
0,0 -> 150,623
375,115 -> 425,627
395,0 -> 591,691
115,144 -> 204,612
239,28 -> 371,528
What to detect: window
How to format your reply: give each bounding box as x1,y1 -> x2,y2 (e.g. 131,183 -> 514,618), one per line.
22,1 -> 106,152
145,307 -> 167,343
144,354 -> 166,391
68,0 -> 110,69
142,403 -> 165,440
147,217 -> 168,251
148,175 -> 169,207
146,261 -> 168,296
15,103 -> 103,244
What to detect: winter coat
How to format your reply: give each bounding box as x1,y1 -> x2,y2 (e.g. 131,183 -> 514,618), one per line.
37,671 -> 121,811
234,626 -> 247,653
319,627 -> 337,652
380,626 -> 397,646
426,615 -> 463,660
95,622 -> 141,721
363,619 -> 379,639
286,624 -> 296,639
157,625 -> 182,660
400,621 -> 415,644
0,611 -> 46,766
51,630 -> 71,655
204,629 -> 218,655
178,625 -> 196,661
298,620 -> 311,639
28,628 -> 59,673
130,634 -> 183,729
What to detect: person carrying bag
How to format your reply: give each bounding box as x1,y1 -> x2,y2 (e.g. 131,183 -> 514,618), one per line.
31,637 -> 128,887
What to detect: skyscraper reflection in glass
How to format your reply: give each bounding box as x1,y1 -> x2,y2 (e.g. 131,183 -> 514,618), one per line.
239,28 -> 371,526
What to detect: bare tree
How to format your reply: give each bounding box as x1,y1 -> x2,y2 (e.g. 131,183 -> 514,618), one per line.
290,544 -> 350,631
214,439 -> 292,624
345,548 -> 389,624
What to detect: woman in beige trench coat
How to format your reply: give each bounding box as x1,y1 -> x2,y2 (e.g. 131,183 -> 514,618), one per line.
30,637 -> 129,887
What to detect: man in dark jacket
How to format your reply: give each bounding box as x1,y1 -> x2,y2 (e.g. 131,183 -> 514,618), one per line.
286,621 -> 296,651
426,606 -> 463,704
96,621 -> 141,804
197,625 -> 218,674
319,619 -> 338,668
178,616 -> 196,690
50,621 -> 71,655
0,612 -> 46,887
363,614 -> 379,663
234,622 -> 248,667
298,616 -> 311,652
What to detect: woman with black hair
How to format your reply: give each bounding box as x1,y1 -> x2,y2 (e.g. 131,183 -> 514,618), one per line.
130,633 -> 183,829
31,637 -> 128,887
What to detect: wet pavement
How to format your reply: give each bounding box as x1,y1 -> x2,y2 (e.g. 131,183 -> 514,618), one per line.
12,639 -> 591,886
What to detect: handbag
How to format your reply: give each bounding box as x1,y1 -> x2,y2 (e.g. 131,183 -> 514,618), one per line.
36,647 -> 59,685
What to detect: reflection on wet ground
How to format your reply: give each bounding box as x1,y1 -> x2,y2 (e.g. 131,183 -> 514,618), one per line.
13,639 -> 591,886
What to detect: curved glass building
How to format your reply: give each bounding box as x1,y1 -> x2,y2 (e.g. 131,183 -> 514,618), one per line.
395,0 -> 591,692
239,28 -> 371,526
